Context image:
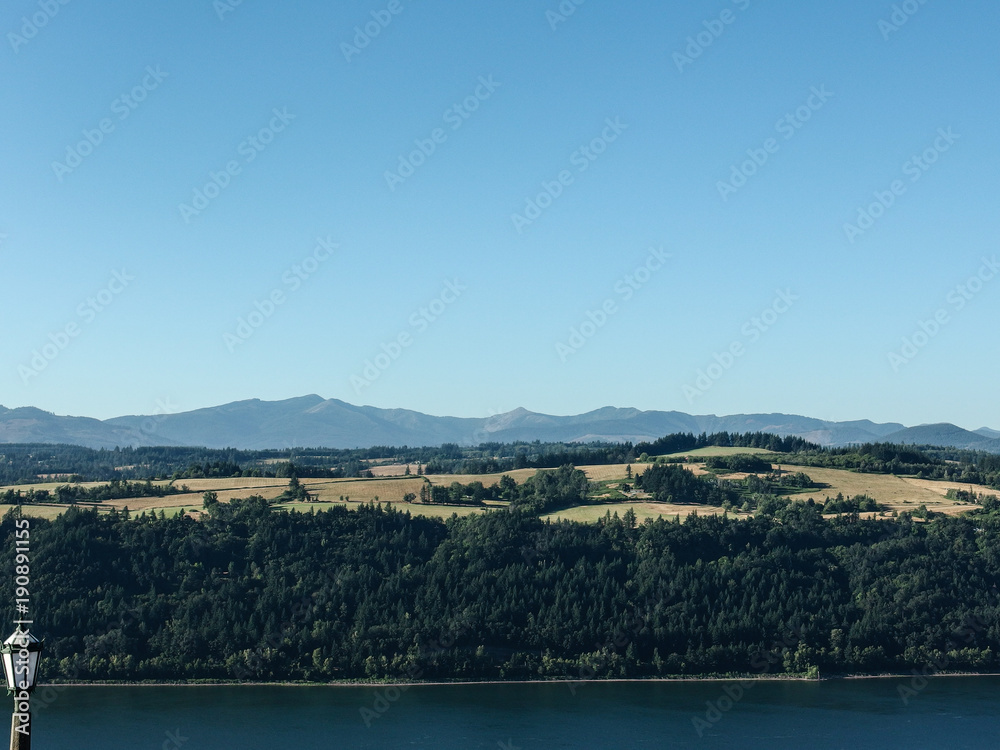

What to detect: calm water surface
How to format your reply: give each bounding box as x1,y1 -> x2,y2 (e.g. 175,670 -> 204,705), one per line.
30,678 -> 1000,748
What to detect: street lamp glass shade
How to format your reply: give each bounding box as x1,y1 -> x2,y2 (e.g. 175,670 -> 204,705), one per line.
1,628 -> 43,692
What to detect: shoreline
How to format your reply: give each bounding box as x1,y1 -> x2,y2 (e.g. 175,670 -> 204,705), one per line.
40,672 -> 1000,688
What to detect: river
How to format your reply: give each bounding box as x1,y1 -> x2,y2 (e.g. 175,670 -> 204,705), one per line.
27,678 -> 1000,748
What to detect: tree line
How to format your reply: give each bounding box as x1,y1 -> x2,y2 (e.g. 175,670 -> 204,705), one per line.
1,479 -> 188,505
2,435 -> 998,492
783,443 -> 1000,489
5,491 -> 1000,684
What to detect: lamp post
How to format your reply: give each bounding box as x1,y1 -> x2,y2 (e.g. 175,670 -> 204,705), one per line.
1,628 -> 42,750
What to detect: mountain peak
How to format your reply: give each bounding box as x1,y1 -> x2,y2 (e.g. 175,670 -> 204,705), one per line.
0,397 -> 995,453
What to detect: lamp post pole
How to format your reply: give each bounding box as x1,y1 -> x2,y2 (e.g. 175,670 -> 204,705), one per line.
9,696 -> 28,750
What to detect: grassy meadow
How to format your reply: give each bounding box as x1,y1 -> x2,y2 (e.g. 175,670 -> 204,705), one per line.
0,448 -> 990,522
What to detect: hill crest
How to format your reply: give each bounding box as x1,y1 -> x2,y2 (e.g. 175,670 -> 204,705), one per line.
0,398 -> 996,453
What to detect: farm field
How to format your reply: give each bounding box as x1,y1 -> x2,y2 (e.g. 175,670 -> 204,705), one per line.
660,446 -> 775,459
544,502 -> 736,523
756,465 -> 991,515
304,477 -> 425,502
1,456 -> 993,522
171,478 -> 289,492
0,502 -> 192,519
368,464 -> 410,477
0,503 -> 75,520
576,463 -> 637,482
424,469 -> 537,486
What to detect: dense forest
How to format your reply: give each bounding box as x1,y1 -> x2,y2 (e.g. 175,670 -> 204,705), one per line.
5,476 -> 1000,686
636,463 -> 740,506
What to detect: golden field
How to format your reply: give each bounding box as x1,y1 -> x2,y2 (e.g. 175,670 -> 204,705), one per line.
0,457 -> 994,522
544,502 -> 735,524
660,446 -> 774,459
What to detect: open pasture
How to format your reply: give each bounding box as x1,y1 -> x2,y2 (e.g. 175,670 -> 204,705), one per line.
660,446 -> 776,459
4,458 -> 996,523
423,469 -> 537,486
765,465 -> 990,514
545,502 -> 736,524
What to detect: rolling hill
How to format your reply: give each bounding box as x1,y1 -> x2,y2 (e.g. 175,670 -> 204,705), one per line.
1,397 -> 996,453
882,423 -> 1000,452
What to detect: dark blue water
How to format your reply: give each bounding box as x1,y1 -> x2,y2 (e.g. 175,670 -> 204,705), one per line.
27,678 -> 1000,748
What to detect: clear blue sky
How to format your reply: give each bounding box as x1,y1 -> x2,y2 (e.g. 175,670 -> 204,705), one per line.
2,0 -> 998,429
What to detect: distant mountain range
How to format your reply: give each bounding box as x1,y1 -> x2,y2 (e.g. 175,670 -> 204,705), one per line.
0,396 -> 998,453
